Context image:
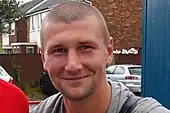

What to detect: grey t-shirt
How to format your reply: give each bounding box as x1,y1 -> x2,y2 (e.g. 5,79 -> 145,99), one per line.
30,81 -> 170,113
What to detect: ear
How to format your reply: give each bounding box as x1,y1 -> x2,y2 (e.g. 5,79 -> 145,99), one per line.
40,48 -> 47,71
106,37 -> 113,66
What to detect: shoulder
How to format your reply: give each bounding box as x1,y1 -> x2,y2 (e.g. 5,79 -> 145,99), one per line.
30,93 -> 63,113
0,79 -> 28,101
0,79 -> 29,113
0,79 -> 22,94
107,80 -> 170,113
132,97 -> 170,113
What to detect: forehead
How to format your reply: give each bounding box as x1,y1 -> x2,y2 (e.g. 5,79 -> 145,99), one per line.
43,18 -> 104,46
44,16 -> 99,33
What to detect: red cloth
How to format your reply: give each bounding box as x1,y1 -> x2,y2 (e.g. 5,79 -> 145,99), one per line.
0,79 -> 29,113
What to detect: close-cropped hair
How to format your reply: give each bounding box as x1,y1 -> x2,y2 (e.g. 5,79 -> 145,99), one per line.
40,1 -> 110,48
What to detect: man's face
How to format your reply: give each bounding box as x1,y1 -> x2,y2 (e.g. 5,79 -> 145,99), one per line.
41,18 -> 112,100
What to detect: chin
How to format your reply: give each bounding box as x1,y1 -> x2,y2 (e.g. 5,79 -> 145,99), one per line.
62,88 -> 94,100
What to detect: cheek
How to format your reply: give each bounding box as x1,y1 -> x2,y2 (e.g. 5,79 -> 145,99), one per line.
80,51 -> 106,72
44,56 -> 66,76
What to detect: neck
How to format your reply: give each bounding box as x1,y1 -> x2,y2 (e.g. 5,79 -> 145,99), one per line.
63,80 -> 112,113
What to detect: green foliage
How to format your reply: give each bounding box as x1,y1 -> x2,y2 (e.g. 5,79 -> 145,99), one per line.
11,63 -> 21,86
0,0 -> 24,33
11,63 -> 46,100
22,81 -> 46,101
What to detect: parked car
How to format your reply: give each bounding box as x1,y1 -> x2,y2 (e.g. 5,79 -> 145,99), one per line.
106,64 -> 141,93
40,72 -> 59,97
0,66 -> 14,83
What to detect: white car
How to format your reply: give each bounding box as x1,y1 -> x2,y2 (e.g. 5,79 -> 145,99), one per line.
106,64 -> 141,93
0,66 -> 14,83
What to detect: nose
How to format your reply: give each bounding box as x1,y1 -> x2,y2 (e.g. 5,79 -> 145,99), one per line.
65,50 -> 83,72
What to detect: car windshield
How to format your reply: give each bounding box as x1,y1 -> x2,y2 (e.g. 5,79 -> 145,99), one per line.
0,69 -> 4,76
128,67 -> 141,75
0,67 -> 9,77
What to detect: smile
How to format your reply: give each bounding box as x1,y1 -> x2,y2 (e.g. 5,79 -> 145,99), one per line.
62,75 -> 89,81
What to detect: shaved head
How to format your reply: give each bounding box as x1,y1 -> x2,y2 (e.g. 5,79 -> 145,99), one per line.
40,1 -> 110,48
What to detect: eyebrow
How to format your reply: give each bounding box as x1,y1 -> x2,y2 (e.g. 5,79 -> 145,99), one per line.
46,44 -> 63,52
51,44 -> 63,48
78,40 -> 96,45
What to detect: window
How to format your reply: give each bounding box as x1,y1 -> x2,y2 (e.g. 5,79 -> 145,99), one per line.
40,14 -> 43,24
42,12 -> 47,20
26,47 -> 34,54
0,69 -> 4,76
113,66 -> 125,74
37,14 -> 40,29
31,16 -> 35,31
13,47 -> 20,54
106,66 -> 116,74
128,67 -> 141,75
11,22 -> 15,35
3,23 -> 9,33
3,22 -> 15,35
3,49 -> 12,54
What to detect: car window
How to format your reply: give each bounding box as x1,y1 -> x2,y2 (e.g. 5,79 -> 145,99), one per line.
106,66 -> 115,74
0,69 -> 4,76
113,66 -> 125,74
0,73 -> 3,76
0,67 -> 9,77
128,67 -> 141,75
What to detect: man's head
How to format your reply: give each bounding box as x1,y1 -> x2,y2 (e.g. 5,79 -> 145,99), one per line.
40,1 -> 113,100
40,1 -> 110,48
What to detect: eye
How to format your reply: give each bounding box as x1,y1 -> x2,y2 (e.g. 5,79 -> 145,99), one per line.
79,45 -> 92,50
78,45 -> 94,53
53,48 -> 67,53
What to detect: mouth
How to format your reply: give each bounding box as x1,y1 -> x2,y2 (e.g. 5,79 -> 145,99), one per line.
62,75 -> 89,81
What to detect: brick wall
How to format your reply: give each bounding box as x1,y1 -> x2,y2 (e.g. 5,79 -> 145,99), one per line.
8,18 -> 28,45
16,18 -> 28,42
91,0 -> 142,50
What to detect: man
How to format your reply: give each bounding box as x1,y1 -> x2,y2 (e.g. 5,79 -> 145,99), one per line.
31,1 -> 170,113
0,79 -> 29,113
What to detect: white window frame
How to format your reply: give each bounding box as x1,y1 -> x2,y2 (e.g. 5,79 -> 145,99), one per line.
26,46 -> 34,54
37,14 -> 43,30
37,14 -> 40,29
31,16 -> 35,31
3,23 -> 9,34
10,22 -> 15,35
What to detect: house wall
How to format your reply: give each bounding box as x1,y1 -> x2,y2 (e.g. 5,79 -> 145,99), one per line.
27,0 -> 142,50
16,18 -> 28,42
2,34 -> 10,46
9,35 -> 17,45
2,19 -> 28,47
29,12 -> 48,48
2,22 -> 17,46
